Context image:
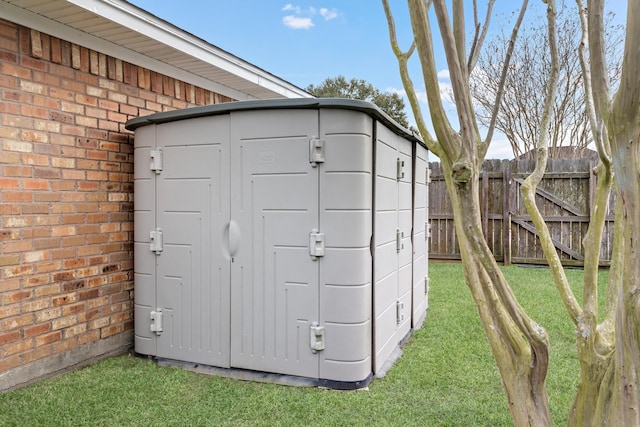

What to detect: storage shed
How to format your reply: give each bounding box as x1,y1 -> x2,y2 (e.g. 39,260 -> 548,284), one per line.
126,98 -> 429,389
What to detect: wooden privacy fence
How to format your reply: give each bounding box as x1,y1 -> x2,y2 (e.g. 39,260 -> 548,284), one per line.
428,158 -> 616,267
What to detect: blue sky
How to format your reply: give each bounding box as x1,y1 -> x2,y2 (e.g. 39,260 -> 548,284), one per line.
128,1 -> 626,159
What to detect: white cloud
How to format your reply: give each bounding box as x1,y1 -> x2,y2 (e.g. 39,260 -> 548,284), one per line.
282,4 -> 301,13
437,69 -> 450,79
282,15 -> 314,29
319,7 -> 338,20
281,4 -> 339,29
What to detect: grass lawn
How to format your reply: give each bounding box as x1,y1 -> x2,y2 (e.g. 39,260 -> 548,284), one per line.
0,262 -> 608,426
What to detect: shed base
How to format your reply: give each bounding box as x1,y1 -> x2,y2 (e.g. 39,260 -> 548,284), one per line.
146,355 -> 373,390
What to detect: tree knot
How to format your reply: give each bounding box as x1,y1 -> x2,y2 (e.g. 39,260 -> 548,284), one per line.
452,161 -> 472,185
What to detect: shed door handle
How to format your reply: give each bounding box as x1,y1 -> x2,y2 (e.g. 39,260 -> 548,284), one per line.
227,219 -> 241,258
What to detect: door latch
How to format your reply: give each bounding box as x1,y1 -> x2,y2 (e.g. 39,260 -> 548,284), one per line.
310,322 -> 325,353
309,230 -> 325,260
150,309 -> 163,335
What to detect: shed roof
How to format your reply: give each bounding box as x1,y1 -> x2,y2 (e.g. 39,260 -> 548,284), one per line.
0,0 -> 312,100
125,98 -> 425,146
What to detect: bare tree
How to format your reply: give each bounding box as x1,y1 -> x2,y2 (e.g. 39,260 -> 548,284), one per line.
470,2 -> 623,159
385,0 -> 640,425
384,0 -> 556,424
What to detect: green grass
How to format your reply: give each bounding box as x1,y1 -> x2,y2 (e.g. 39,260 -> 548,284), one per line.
0,263 -> 608,426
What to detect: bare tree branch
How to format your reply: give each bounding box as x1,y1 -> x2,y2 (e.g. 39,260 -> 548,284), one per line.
587,0 -> 612,119
452,0 -> 467,79
406,0 -> 460,159
381,0 -> 440,155
481,0 -> 530,157
432,0 -> 478,162
521,0 -> 582,324
467,0 -> 496,73
612,0 -> 640,121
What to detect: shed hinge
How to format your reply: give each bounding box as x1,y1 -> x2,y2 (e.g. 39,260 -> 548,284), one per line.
150,309 -> 163,335
309,230 -> 325,260
310,321 -> 325,353
396,229 -> 404,252
425,276 -> 430,295
150,149 -> 163,174
150,229 -> 163,254
396,300 -> 405,325
397,158 -> 405,180
426,167 -> 431,183
426,222 -> 431,239
309,138 -> 325,167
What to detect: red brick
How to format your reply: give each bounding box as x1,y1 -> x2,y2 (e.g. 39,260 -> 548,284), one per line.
64,323 -> 87,339
0,330 -> 20,345
36,261 -> 61,275
62,302 -> 86,316
53,338 -> 78,353
0,254 -> 20,266
78,289 -> 99,301
26,275 -> 51,287
0,355 -> 21,372
3,290 -> 32,304
22,346 -> 52,364
100,324 -> 123,338
0,304 -> 21,320
0,178 -> 19,189
78,330 -> 101,345
3,313 -> 34,331
35,308 -> 61,323
2,165 -> 32,177
52,315 -> 77,330
24,322 -> 51,337
22,298 -> 50,313
34,284 -> 61,298
4,338 -> 34,356
36,331 -> 62,346
23,179 -> 50,190
34,167 -> 60,179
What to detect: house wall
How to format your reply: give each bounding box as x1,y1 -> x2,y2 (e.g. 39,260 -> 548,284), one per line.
0,18 -> 233,391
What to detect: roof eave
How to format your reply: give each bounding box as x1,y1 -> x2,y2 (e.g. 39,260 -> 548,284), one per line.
0,0 -> 312,100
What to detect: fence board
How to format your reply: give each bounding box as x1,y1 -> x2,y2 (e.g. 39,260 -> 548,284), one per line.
428,158 -> 615,266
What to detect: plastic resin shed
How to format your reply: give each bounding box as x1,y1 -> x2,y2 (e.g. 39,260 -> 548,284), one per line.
126,98 -> 430,389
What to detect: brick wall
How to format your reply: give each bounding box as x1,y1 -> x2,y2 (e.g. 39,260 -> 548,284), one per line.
0,18 -> 233,390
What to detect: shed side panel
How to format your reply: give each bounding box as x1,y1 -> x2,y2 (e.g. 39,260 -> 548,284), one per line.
373,122 -> 412,374
318,109 -> 373,382
412,144 -> 429,328
397,137 -> 413,338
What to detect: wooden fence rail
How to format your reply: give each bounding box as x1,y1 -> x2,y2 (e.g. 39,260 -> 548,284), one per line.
428,158 -> 616,267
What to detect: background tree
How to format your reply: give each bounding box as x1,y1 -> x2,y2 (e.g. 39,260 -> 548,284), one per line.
306,75 -> 411,127
470,2 -> 623,159
383,0 -> 556,424
385,0 -> 640,425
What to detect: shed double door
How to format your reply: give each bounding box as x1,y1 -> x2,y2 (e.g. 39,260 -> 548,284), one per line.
151,112 -> 321,377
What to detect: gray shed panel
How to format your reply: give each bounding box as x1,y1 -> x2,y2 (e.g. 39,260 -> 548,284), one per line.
127,98 -> 428,389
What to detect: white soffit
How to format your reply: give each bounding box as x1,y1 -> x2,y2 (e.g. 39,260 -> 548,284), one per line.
0,0 -> 312,100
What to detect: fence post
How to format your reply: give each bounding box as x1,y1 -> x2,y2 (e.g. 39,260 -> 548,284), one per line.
503,168 -> 512,266
588,159 -> 596,217
482,169 -> 489,239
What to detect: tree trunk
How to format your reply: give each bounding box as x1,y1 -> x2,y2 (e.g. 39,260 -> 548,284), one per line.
608,122 -> 640,424
571,114 -> 640,427
568,176 -> 620,426
442,160 -> 552,426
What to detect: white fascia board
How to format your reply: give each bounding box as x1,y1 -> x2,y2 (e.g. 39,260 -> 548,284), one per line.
65,0 -> 311,99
